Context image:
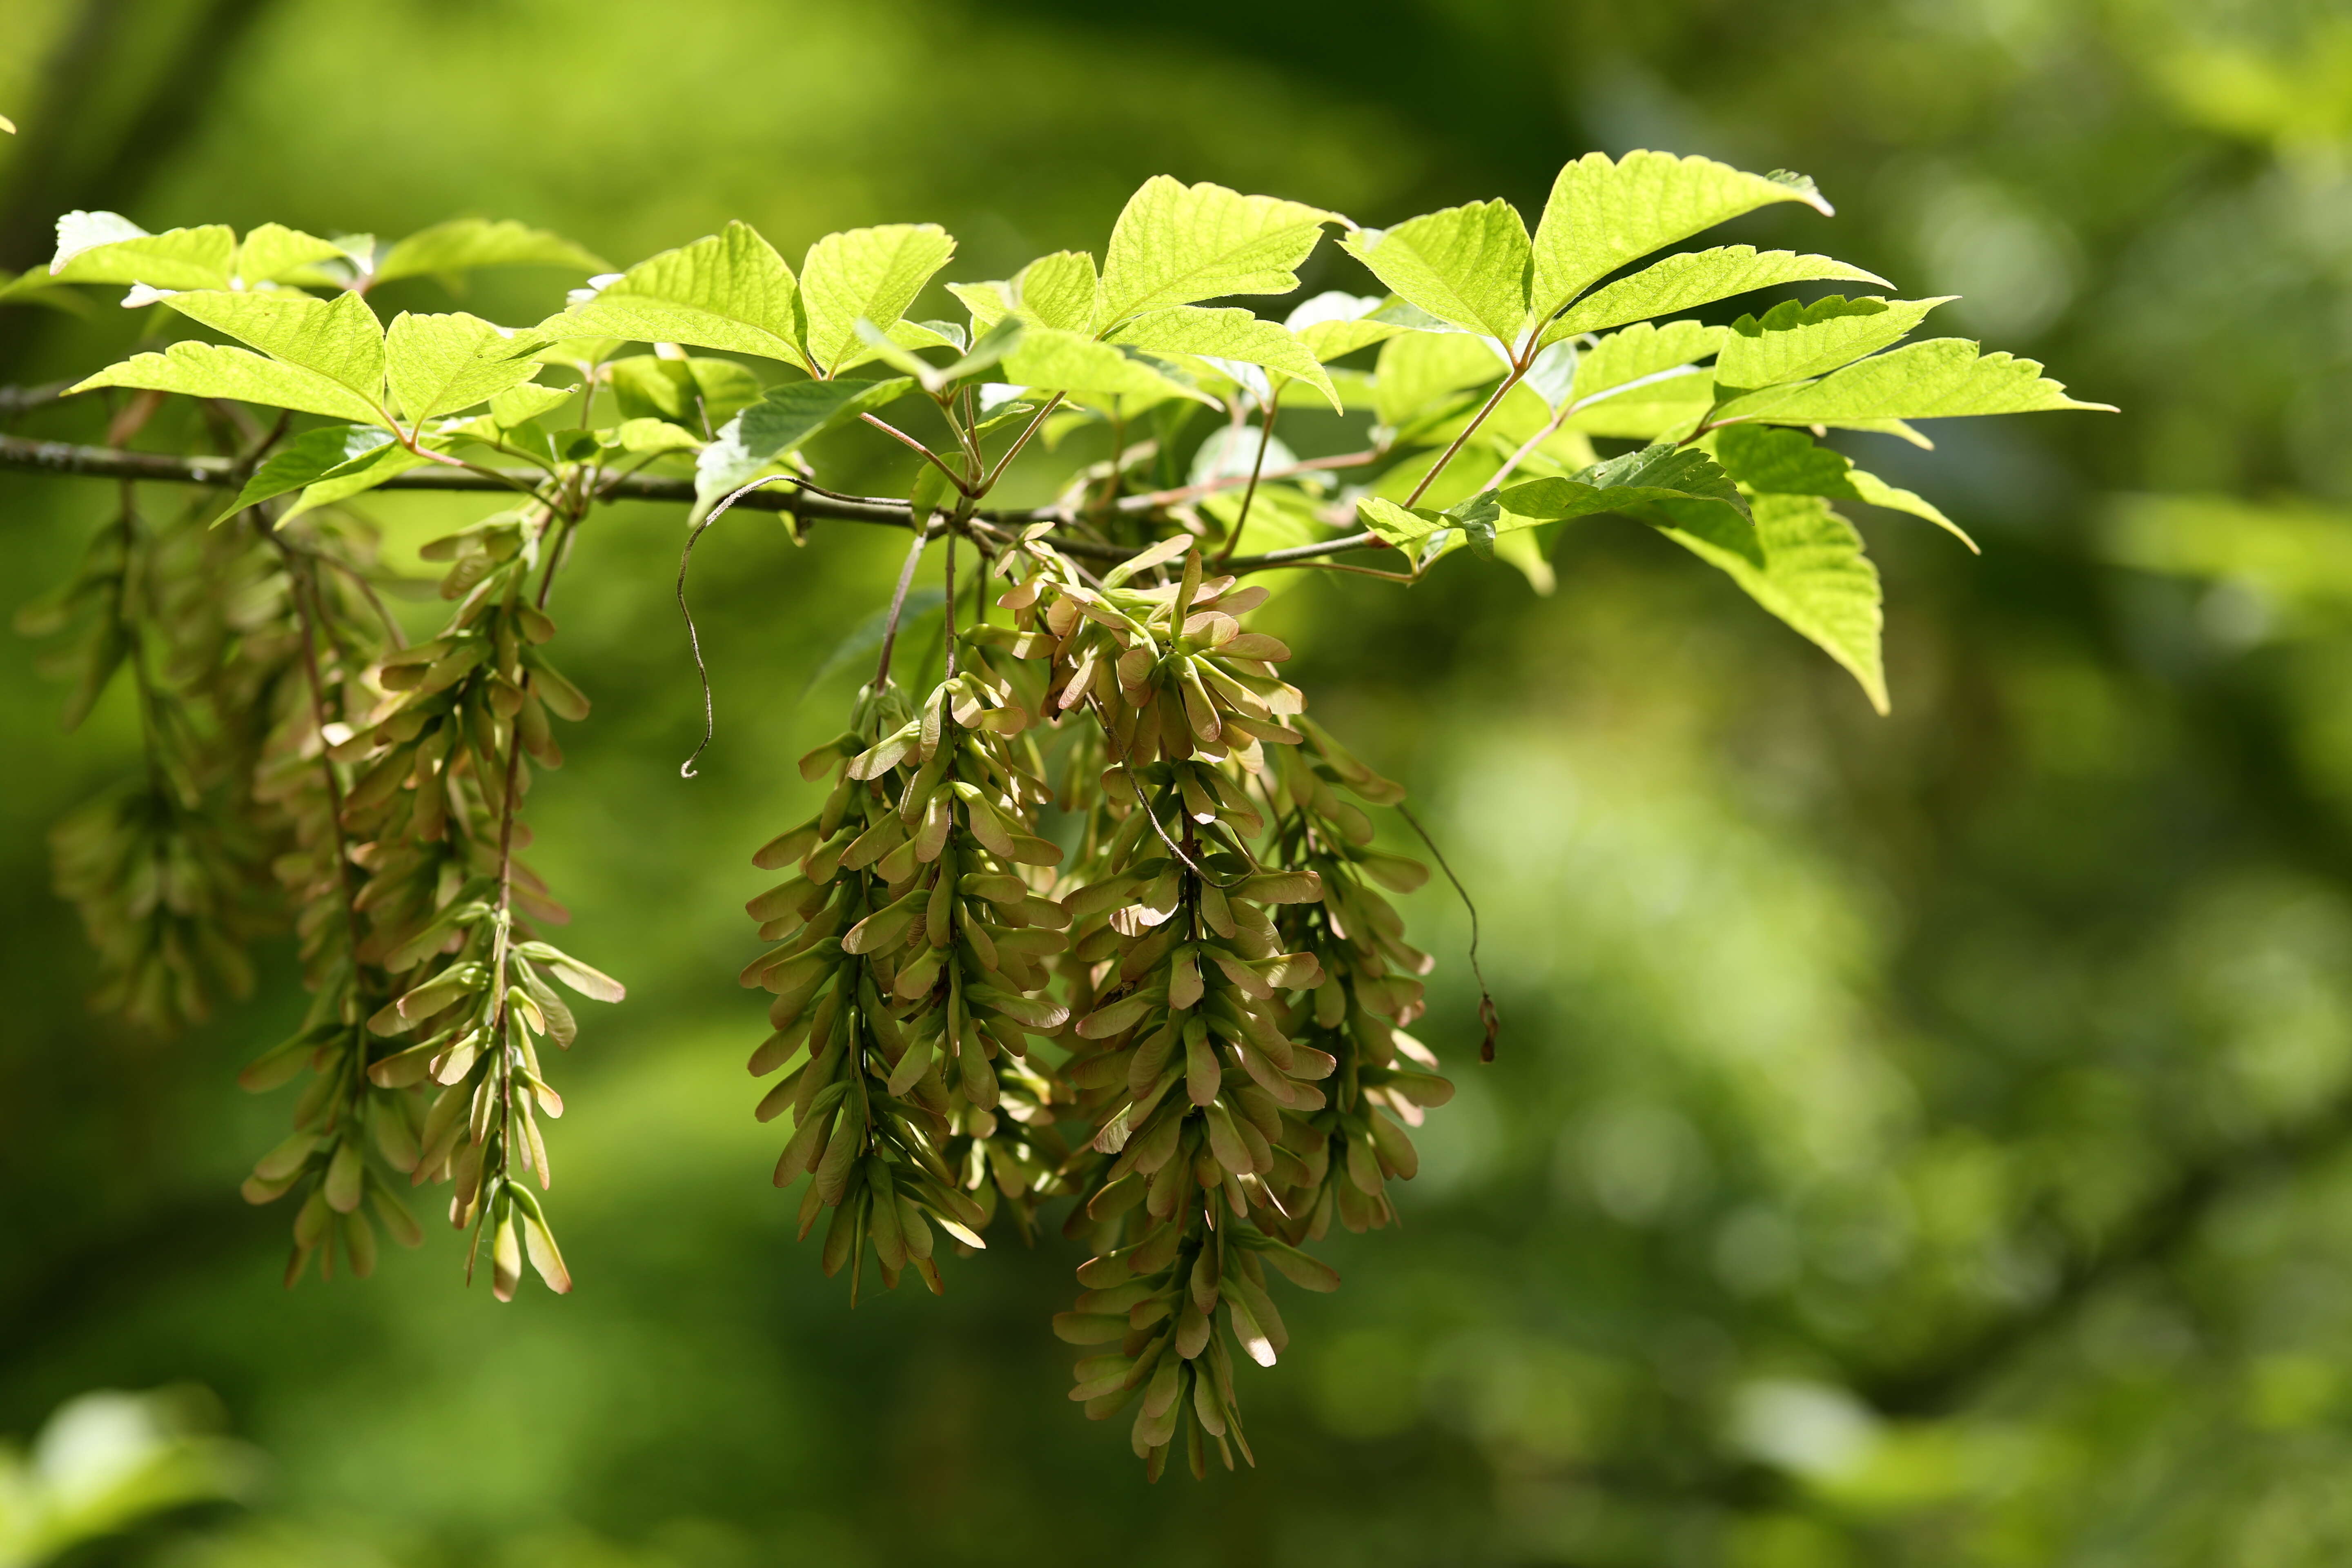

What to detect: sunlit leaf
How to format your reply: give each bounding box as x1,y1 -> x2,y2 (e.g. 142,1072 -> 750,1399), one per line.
1713,338 -> 2116,423
799,224 -> 957,376
385,311 -> 547,423
1108,305 -> 1339,409
1713,296 -> 1954,390
163,289 -> 387,407
1341,200 -> 1530,340
373,218 -> 607,284
1547,245 -> 1890,340
1530,151 -> 1833,323
70,342 -> 387,425
999,326 -> 1211,403
48,212 -> 235,289
539,221 -> 805,370
695,376 -> 915,507
1097,176 -> 1336,325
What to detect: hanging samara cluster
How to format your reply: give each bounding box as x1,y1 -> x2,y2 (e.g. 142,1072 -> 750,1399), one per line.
740,532 -> 1453,1477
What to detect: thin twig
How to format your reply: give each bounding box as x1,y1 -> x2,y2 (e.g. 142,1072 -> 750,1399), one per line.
1216,403 -> 1278,564
1404,370 -> 1523,510
873,528 -> 933,688
675,474 -> 795,778
1396,802 -> 1499,1062
859,412 -> 975,494
0,433 -> 1403,573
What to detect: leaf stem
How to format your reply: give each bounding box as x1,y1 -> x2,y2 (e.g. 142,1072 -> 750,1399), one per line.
872,528 -> 932,688
859,412 -> 976,495
1214,402 -> 1278,564
1403,367 -> 1525,510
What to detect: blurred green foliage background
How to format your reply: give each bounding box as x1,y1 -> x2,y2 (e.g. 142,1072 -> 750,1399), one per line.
7,0 -> 2352,1562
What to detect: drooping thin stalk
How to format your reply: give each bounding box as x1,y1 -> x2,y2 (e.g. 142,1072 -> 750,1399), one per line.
872,528 -> 933,688
942,528 -> 958,680
1215,402 -> 1278,564
675,474 -> 796,779
1396,802 -> 1499,1062
266,528 -> 369,977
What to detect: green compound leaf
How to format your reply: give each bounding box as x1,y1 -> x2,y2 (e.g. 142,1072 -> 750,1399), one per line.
1283,292 -> 1414,363
281,438 -> 436,521
1107,305 -> 1339,410
1371,330 -> 1505,433
1530,151 -> 1834,324
539,221 -> 806,371
214,424 -> 397,521
1713,296 -> 1954,391
798,224 -> 957,377
1096,177 -> 1337,326
163,289 -> 387,410
48,212 -> 236,289
1566,320 -> 1727,410
1548,246 -> 1890,340
608,355 -> 762,434
695,376 -> 915,508
1341,200 -> 1531,341
1712,424 -> 1976,551
70,341 -> 388,426
999,326 -> 1211,403
1487,441 -> 1750,532
373,218 -> 608,284
385,311 -> 548,424
487,382 -> 577,428
232,224 -> 354,286
1356,496 -> 1446,546
1012,251 -> 1099,332
0,267 -> 87,314
1650,491 -> 1888,713
1712,338 -> 2118,424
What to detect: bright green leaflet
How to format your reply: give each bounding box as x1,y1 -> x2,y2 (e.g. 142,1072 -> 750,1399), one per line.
385,312 -> 548,425
1713,339 -> 2117,423
1546,246 -> 1890,341
1529,151 -> 1833,324
1000,328 -> 1208,403
1096,177 -> 1336,326
1712,296 -> 1955,390
48,214 -> 236,289
1567,321 -> 1728,409
70,343 -> 387,427
1341,200 -> 1530,341
1712,425 -> 1976,551
1106,306 -> 1339,410
1012,251 -> 1098,333
542,221 -> 805,370
798,224 -> 957,377
163,290 -> 387,410
232,224 -> 352,286
373,218 -> 608,285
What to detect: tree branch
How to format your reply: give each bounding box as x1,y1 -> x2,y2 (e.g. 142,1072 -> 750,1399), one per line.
0,432 -> 1403,575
